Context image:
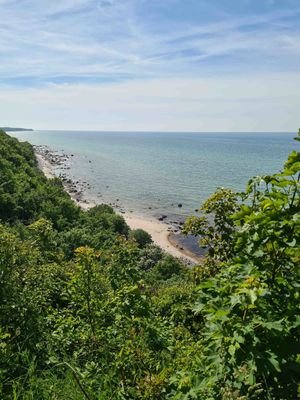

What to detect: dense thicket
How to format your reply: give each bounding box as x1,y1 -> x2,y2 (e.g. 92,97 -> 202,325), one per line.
0,129 -> 299,399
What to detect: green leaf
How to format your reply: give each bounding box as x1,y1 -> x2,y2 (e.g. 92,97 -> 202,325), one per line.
287,238 -> 296,247
228,344 -> 236,356
268,354 -> 281,372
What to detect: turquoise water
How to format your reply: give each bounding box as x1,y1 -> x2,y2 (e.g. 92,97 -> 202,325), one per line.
11,130 -> 296,219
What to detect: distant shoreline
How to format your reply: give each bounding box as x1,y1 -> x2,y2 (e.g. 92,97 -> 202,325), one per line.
2,127 -> 33,132
35,150 -> 202,264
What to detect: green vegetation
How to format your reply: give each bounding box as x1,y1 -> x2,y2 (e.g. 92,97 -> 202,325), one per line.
0,127 -> 33,132
0,129 -> 299,399
129,228 -> 153,248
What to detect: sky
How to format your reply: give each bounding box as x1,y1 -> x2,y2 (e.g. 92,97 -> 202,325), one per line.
0,0 -> 300,131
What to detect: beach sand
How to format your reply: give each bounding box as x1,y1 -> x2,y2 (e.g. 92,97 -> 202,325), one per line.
36,154 -> 55,179
35,151 -> 201,264
122,213 -> 200,263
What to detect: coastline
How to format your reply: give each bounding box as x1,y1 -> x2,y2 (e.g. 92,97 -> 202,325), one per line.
35,148 -> 202,264
36,154 -> 56,179
121,213 -> 202,263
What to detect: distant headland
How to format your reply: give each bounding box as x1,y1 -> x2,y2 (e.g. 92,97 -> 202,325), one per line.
1,126 -> 33,132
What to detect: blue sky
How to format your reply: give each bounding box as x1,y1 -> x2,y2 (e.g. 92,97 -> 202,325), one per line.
0,0 -> 300,131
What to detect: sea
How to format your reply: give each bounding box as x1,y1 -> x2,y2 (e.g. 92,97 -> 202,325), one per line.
11,130 -> 296,222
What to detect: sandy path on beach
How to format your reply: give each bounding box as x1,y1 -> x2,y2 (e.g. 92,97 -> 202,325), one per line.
36,154 -> 56,179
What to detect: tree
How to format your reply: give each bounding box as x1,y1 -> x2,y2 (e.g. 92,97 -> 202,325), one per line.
129,228 -> 153,248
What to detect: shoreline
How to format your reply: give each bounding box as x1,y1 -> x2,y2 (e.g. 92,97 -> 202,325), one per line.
35,148 -> 202,264
36,154 -> 56,179
121,212 -> 202,263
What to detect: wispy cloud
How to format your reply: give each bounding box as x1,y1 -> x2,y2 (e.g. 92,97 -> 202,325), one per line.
1,0 -> 300,83
0,0 -> 300,130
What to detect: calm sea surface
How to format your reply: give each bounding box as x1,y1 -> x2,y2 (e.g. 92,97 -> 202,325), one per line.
11,130 -> 296,220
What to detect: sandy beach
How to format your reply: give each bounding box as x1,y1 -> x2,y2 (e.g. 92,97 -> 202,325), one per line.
35,150 -> 201,264
36,154 -> 55,179
121,213 -> 200,263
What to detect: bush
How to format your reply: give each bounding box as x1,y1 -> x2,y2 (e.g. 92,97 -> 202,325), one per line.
129,228 -> 153,248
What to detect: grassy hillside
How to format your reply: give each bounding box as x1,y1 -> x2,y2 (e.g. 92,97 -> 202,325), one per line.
0,129 -> 299,399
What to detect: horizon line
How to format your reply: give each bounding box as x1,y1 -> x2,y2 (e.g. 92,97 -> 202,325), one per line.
7,128 -> 296,134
